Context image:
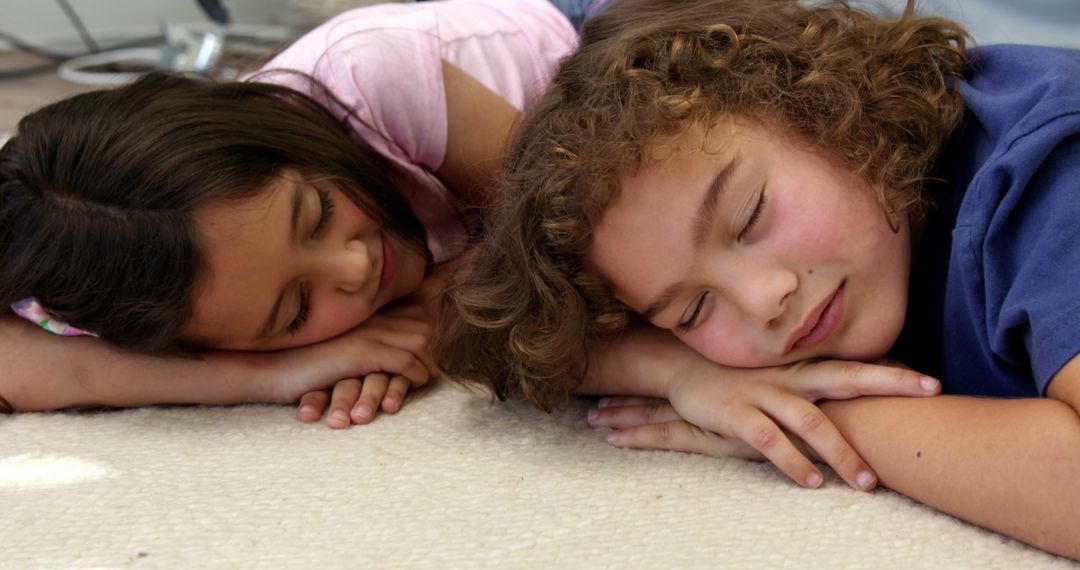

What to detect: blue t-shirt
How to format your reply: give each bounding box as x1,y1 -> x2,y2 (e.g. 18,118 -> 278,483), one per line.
892,44 -> 1080,397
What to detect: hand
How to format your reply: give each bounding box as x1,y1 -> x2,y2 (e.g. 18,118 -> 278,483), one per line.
295,373 -> 413,428
269,308 -> 437,406
588,358 -> 940,491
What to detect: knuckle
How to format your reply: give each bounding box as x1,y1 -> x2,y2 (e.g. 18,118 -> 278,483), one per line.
835,361 -> 865,396
753,425 -> 782,450
838,360 -> 863,382
799,408 -> 827,433
403,331 -> 429,348
643,403 -> 664,424
656,422 -> 675,448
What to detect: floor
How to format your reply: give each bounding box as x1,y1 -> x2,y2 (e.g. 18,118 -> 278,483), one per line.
0,51 -> 97,135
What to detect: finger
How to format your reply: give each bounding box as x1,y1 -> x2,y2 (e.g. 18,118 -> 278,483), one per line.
327,379 -> 363,429
588,402 -> 682,429
296,390 -> 329,423
352,373 -> 389,425
763,398 -> 877,491
369,317 -> 438,379
378,302 -> 428,321
607,420 -> 760,459
381,375 -> 411,413
369,348 -> 431,388
596,396 -> 667,409
792,360 -> 940,401
379,329 -> 437,379
728,407 -> 826,489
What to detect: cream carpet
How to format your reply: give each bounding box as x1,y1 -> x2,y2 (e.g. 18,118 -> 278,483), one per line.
1,380 -> 1074,569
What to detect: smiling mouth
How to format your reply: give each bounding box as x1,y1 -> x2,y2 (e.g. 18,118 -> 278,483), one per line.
786,282 -> 845,353
378,232 -> 397,295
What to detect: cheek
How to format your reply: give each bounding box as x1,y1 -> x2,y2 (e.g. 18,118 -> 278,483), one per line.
771,198 -> 848,257
261,296 -> 373,350
307,296 -> 374,342
687,319 -> 776,368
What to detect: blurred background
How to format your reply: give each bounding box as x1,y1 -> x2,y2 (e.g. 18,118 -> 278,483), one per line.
0,0 -> 1077,134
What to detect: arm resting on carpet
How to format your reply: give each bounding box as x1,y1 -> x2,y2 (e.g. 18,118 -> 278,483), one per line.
579,326 -> 940,492
817,373 -> 1080,559
0,312 -> 434,412
592,336 -> 1080,560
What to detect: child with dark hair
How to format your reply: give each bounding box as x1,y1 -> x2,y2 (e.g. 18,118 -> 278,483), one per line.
0,0 -> 577,427
440,0 -> 1080,558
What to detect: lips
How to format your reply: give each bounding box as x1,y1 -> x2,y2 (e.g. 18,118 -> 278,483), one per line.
378,232 -> 397,295
786,282 -> 845,353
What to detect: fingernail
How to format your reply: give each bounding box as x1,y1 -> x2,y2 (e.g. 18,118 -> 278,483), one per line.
606,430 -> 620,444
587,409 -> 599,423
353,405 -> 373,422
920,377 -> 939,392
332,410 -> 349,424
805,472 -> 823,488
299,405 -> 316,418
857,471 -> 875,490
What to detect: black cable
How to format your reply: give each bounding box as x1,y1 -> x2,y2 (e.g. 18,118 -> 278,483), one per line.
55,0 -> 101,53
198,0 -> 231,26
0,30 -> 79,61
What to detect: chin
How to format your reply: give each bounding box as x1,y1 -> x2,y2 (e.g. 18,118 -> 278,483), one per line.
838,316 -> 906,363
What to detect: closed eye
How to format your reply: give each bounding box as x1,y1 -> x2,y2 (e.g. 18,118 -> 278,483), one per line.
313,188 -> 335,238
737,189 -> 766,242
286,282 -> 310,335
678,292 -> 709,334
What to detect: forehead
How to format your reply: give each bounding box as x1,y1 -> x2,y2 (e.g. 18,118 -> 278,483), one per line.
185,173 -> 296,345
587,126 -> 737,310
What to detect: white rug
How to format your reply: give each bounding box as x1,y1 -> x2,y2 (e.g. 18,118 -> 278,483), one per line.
1,380 -> 1074,568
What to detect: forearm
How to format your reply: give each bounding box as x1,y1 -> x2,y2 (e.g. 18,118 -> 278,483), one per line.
0,314 -> 279,411
580,325 -> 690,398
819,395 -> 1080,559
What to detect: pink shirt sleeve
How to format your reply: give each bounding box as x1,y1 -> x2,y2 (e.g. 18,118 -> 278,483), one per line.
256,0 -> 577,263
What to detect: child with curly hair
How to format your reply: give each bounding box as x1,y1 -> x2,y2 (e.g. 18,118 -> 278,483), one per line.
440,0 -> 1080,558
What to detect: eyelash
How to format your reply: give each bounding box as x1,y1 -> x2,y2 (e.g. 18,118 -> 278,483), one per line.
679,292 -> 709,334
737,190 -> 766,242
286,283 -> 311,335
286,189 -> 335,336
313,188 -> 335,237
680,189 -> 766,333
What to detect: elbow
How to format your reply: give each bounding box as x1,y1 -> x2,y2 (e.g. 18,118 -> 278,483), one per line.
1036,403 -> 1080,559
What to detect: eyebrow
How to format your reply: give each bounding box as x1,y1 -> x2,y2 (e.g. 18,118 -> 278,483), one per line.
641,154 -> 739,322
254,179 -> 303,341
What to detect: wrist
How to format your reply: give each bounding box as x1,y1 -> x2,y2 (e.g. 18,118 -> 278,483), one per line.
200,349 -> 286,405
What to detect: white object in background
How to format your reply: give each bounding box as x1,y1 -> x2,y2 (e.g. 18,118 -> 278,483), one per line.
56,22 -> 229,85
56,47 -> 161,85
159,22 -> 226,74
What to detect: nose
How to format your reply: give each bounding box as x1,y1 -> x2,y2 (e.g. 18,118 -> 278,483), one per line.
317,238 -> 373,293
719,257 -> 797,327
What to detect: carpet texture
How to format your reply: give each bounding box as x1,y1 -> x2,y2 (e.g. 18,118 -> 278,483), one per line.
1,380 -> 1074,568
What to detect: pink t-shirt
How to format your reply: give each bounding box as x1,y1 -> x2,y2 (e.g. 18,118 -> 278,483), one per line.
11,0 -> 577,338
256,0 -> 578,263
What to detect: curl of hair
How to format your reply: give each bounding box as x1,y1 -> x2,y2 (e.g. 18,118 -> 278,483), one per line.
436,0 -> 969,411
0,71 -> 425,351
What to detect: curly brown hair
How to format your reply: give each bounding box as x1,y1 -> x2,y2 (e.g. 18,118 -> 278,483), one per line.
437,0 -> 970,411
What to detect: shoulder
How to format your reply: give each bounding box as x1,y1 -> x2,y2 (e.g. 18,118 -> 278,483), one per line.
260,0 -> 575,80
960,45 -> 1080,144
951,45 -> 1080,215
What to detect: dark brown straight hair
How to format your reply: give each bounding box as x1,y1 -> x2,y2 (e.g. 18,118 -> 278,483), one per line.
0,71 -> 426,351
